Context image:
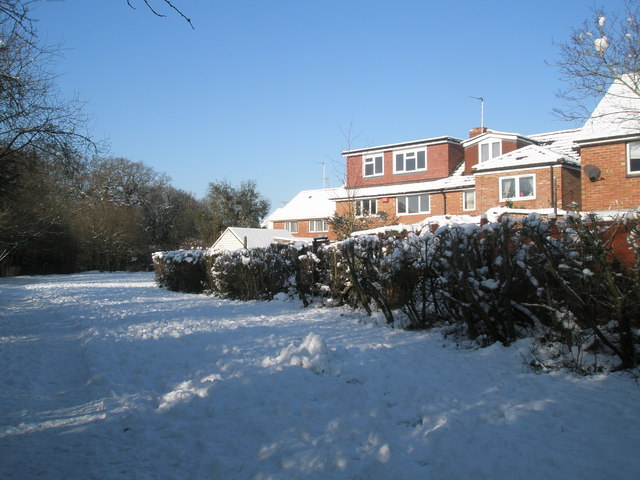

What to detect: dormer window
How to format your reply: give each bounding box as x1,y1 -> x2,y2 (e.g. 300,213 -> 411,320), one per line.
480,139 -> 501,162
394,149 -> 426,174
363,154 -> 383,177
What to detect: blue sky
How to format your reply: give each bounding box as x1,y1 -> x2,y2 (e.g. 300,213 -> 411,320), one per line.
34,0 -> 622,213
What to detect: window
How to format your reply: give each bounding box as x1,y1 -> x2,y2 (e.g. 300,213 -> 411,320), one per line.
628,141 -> 640,174
463,189 -> 476,211
480,140 -> 501,162
309,219 -> 328,233
500,174 -> 535,201
394,149 -> 426,173
355,199 -> 377,216
396,194 -> 430,214
284,221 -> 298,233
364,154 -> 383,177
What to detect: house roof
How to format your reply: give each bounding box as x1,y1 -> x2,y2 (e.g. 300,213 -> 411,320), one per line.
342,136 -> 462,156
332,162 -> 474,200
473,144 -> 580,173
461,129 -> 535,148
579,76 -> 640,142
262,187 -> 345,223
212,227 -> 298,250
527,128 -> 583,163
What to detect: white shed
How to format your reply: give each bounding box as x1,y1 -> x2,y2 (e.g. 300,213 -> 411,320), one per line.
211,227 -> 300,251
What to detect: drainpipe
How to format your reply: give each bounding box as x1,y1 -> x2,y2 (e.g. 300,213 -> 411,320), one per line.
441,190 -> 447,215
550,166 -> 558,216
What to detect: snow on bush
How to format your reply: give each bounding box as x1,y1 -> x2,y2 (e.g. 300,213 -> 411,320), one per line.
152,249 -> 208,293
154,211 -> 640,372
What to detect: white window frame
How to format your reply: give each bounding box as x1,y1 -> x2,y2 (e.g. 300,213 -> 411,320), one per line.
462,189 -> 476,211
627,141 -> 640,175
479,139 -> 502,163
284,221 -> 298,233
396,194 -> 430,215
308,219 -> 328,233
363,154 -> 384,177
499,174 -> 536,201
355,199 -> 377,217
393,148 -> 427,174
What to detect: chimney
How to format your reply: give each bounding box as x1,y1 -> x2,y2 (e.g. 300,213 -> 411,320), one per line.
469,126 -> 487,138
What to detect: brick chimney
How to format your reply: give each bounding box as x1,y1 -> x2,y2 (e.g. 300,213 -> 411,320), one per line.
469,126 -> 487,138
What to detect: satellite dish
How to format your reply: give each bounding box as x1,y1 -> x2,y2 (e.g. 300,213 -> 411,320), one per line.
583,164 -> 602,182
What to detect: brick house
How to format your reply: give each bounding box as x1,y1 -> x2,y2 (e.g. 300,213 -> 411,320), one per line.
265,78 -> 640,238
335,136 -> 473,228
333,126 -> 584,228
472,129 -> 582,213
576,78 -> 640,211
261,188 -> 345,241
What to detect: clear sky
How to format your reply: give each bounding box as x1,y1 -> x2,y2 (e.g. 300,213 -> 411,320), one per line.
33,0 -> 624,214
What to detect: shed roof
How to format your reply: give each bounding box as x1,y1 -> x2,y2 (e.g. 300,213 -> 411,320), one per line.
212,227 -> 298,251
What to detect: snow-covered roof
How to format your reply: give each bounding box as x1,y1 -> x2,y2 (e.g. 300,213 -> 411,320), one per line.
333,162 -> 474,200
473,144 -> 579,173
579,76 -> 640,142
212,227 -> 298,251
527,128 -> 583,163
262,188 -> 345,223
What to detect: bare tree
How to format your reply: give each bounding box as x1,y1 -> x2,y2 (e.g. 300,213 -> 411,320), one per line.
126,0 -> 193,28
554,0 -> 640,123
0,1 -> 96,183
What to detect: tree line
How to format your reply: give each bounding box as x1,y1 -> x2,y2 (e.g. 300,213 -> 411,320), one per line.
0,1 -> 269,276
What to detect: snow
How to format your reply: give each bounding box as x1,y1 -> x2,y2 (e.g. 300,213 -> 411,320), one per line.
1,272 -> 639,479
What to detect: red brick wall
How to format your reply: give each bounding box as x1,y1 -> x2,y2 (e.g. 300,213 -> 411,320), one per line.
346,142 -> 464,188
561,168 -> 581,209
580,142 -> 640,211
272,220 -> 337,241
464,143 -> 478,175
335,189 -> 478,228
476,166 -> 578,212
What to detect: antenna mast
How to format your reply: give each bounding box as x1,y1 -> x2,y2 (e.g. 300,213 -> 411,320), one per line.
470,96 -> 485,128
316,161 -> 328,189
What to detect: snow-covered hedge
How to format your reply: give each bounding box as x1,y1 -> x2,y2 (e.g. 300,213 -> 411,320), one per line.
152,249 -> 209,293
326,212 -> 640,370
154,212 -> 640,370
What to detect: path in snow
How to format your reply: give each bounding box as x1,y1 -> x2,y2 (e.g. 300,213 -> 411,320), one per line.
1,272 -> 639,479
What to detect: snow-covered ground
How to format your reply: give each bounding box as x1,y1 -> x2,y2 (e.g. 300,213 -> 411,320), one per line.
1,272 -> 638,480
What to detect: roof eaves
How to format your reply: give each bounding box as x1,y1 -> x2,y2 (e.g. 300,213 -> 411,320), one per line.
342,136 -> 462,156
575,132 -> 640,146
462,130 -> 537,147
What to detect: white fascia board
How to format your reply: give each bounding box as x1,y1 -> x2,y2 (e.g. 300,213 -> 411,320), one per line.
575,132 -> 640,146
334,178 -> 476,200
462,131 -> 537,148
342,136 -> 462,157
473,163 -> 578,176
